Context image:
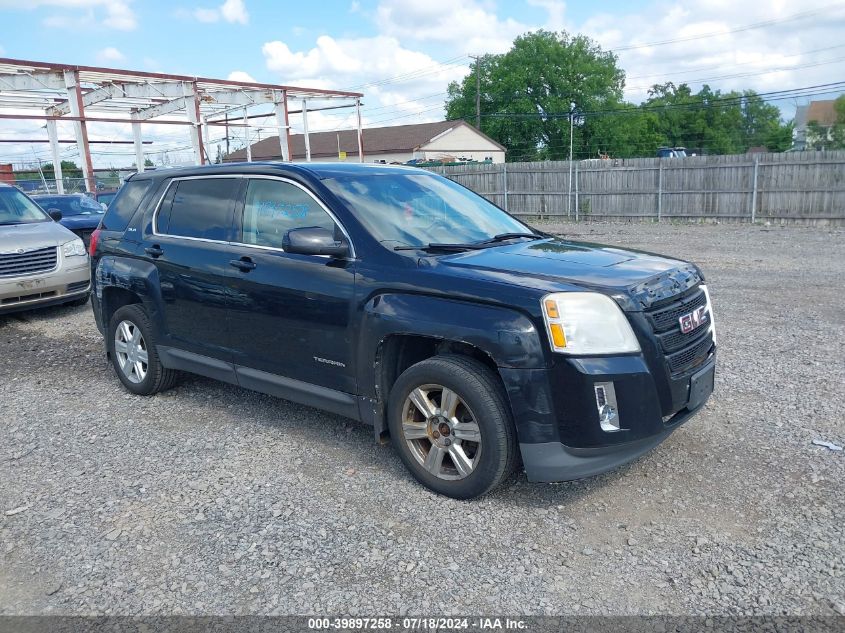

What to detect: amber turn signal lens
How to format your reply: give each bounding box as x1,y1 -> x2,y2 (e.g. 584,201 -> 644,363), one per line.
544,299 -> 559,319
549,323 -> 567,348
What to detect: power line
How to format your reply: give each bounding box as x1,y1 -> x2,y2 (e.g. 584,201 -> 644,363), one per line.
625,56 -> 845,92
476,81 -> 845,120
609,4 -> 844,53
625,43 -> 845,80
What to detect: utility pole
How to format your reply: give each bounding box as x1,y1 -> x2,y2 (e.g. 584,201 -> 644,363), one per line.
224,112 -> 230,156
568,102 -> 575,218
470,55 -> 481,129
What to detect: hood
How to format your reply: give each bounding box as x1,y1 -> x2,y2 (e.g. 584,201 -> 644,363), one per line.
59,214 -> 103,230
434,238 -> 702,309
0,220 -> 78,253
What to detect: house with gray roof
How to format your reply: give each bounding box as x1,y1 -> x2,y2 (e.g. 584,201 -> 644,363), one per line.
226,120 -> 506,164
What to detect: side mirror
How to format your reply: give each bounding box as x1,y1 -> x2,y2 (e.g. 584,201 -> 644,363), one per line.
100,202 -> 108,211
48,208 -> 63,222
283,226 -> 350,258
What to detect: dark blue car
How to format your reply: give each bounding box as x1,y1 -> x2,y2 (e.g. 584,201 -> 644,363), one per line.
32,193 -> 104,247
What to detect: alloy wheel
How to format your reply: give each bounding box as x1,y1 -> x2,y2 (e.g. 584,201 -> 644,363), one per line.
401,383 -> 482,480
114,319 -> 148,384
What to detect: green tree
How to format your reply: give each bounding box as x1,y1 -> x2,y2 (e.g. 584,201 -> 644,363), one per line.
445,30 -> 625,161
641,83 -> 792,154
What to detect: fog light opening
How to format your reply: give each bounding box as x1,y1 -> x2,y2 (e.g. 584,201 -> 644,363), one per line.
595,382 -> 622,432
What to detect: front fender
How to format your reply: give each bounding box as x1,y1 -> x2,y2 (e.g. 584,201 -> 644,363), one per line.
356,292 -> 547,441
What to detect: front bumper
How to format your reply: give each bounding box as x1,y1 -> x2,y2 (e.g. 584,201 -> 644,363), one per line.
0,258 -> 90,314
501,350 -> 715,483
519,402 -> 703,482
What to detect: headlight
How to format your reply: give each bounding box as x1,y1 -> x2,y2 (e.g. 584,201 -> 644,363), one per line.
62,238 -> 87,257
701,284 -> 717,344
541,292 -> 641,355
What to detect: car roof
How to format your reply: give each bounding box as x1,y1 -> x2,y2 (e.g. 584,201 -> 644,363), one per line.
128,161 -> 428,182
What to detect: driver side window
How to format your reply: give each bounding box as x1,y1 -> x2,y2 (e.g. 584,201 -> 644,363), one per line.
241,179 -> 335,250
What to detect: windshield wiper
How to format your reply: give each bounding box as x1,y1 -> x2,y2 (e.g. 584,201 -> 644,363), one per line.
474,232 -> 543,245
394,242 -> 485,252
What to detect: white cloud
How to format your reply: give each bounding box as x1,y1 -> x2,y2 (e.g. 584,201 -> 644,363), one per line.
10,0 -> 139,31
192,0 -> 248,24
526,0 -> 567,31
261,34 -> 470,132
227,70 -> 256,83
579,0 -> 845,112
193,7 -> 218,22
220,0 -> 248,24
375,0 -> 530,55
96,46 -> 125,63
102,0 -> 135,29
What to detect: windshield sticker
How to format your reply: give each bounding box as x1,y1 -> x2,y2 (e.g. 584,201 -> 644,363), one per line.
257,200 -> 309,219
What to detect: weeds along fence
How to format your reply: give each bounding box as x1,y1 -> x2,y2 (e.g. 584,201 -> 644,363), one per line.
427,151 -> 845,225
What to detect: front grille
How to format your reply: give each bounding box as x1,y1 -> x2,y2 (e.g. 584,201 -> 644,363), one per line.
644,286 -> 714,376
67,280 -> 90,293
0,246 -> 58,278
666,331 -> 714,374
1,290 -> 57,305
647,289 -> 707,332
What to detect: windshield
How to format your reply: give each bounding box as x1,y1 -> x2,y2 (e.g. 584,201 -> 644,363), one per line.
34,195 -> 104,216
0,188 -> 51,225
323,172 -> 530,247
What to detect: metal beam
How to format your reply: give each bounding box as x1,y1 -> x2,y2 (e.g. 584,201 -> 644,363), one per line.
204,89 -> 275,106
0,57 -> 365,98
274,90 -> 290,162
45,81 -> 188,117
64,70 -> 95,193
133,96 -> 188,121
45,119 -> 64,194
131,113 -> 144,173
242,110 -> 251,162
355,97 -> 364,163
302,99 -> 310,162
47,83 -> 123,117
185,82 -> 204,165
0,71 -> 66,91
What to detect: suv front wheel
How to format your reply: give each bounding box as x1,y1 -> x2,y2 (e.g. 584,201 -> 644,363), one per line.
108,304 -> 179,395
387,355 -> 518,499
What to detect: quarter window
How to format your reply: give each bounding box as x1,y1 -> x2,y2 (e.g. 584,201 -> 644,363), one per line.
240,179 -> 335,250
101,180 -> 152,231
158,178 -> 239,241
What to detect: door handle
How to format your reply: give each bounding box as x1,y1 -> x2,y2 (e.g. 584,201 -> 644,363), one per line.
145,245 -> 164,257
229,257 -> 257,272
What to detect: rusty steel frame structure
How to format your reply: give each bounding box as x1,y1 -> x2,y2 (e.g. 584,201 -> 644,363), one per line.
0,57 -> 364,193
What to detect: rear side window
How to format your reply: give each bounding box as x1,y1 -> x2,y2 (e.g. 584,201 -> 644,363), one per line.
157,178 -> 239,241
101,180 -> 153,231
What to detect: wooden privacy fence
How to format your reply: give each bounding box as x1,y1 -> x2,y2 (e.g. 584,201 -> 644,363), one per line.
428,151 -> 845,224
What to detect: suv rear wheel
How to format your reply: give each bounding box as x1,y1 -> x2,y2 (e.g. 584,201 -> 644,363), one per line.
387,355 -> 518,499
108,304 -> 179,395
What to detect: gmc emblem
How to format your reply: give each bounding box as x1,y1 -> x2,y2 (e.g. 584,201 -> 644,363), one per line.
679,306 -> 708,334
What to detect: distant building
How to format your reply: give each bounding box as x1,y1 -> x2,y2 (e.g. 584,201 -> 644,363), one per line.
226,120 -> 506,164
0,164 -> 14,185
792,100 -> 839,150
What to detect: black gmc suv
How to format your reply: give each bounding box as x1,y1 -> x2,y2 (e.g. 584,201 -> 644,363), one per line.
90,162 -> 716,499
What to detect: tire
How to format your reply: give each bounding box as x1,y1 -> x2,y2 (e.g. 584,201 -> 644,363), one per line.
387,354 -> 518,499
107,304 -> 179,396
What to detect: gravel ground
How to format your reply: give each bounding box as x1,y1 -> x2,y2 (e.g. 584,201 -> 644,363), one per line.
1,222 -> 843,617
